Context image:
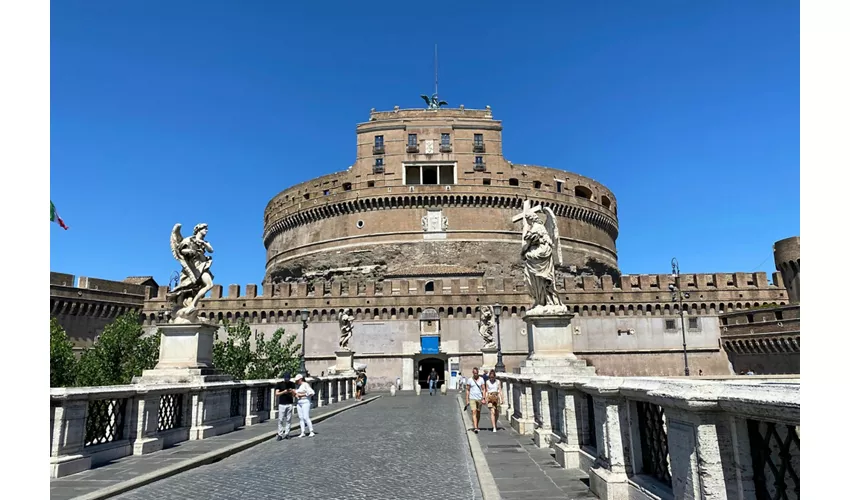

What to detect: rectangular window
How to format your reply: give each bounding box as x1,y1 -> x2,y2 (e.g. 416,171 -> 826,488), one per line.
441,133 -> 450,146
367,180 -> 375,187
422,165 -> 439,184
405,164 -> 454,185
556,181 -> 563,193
408,134 -> 417,147
375,135 -> 384,148
665,319 -> 676,331
483,178 -> 491,185
688,317 -> 699,330
375,158 -> 384,167
323,189 -> 330,196
405,165 -> 421,185
474,133 -> 483,146
475,156 -> 483,164
439,165 -> 454,184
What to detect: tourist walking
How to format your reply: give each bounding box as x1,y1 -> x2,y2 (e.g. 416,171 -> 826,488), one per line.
274,373 -> 297,440
485,369 -> 503,432
466,367 -> 486,433
293,374 -> 316,437
428,368 -> 439,395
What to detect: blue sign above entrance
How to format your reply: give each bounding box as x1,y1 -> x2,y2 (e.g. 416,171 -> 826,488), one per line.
421,336 -> 440,354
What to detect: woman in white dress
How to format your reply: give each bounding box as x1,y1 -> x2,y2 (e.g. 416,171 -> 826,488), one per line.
293,374 -> 316,437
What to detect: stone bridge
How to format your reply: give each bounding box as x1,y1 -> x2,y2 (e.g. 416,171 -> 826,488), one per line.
50,374 -> 799,500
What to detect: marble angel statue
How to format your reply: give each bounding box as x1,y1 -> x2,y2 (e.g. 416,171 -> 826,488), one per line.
478,305 -> 497,349
518,204 -> 564,310
338,308 -> 354,350
167,223 -> 215,323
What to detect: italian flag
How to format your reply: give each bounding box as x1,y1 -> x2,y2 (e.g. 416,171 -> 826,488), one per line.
50,201 -> 69,230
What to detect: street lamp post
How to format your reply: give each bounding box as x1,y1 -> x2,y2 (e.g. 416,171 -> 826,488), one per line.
670,258 -> 690,376
299,309 -> 309,375
493,303 -> 505,372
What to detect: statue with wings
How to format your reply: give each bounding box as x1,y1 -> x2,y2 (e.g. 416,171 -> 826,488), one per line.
516,203 -> 564,309
338,308 -> 354,350
478,305 -> 497,349
421,93 -> 448,109
167,222 -> 215,324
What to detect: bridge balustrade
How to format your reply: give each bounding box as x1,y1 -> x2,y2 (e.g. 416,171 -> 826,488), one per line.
49,375 -> 357,478
497,373 -> 799,500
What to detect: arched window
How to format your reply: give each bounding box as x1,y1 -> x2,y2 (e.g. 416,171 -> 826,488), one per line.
575,186 -> 593,200
509,178 -> 519,186
424,281 -> 435,293
601,195 -> 611,208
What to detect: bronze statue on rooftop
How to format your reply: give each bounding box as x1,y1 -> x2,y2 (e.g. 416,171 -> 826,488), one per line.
421,93 -> 448,109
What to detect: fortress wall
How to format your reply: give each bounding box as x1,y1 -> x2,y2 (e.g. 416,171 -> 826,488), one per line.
141,271 -> 788,326
51,275 -> 148,348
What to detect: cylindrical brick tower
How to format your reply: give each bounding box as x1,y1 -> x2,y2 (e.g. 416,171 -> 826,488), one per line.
262,106 -> 620,283
773,236 -> 800,304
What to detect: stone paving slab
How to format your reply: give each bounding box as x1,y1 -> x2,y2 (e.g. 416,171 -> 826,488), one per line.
50,396 -> 377,500
462,397 -> 596,500
111,393 -> 482,500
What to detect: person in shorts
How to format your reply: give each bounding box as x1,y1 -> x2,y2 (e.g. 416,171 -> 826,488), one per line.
465,367 -> 486,433
485,369 -> 503,432
355,372 -> 364,401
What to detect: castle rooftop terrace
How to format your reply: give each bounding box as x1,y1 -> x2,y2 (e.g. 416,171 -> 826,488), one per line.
365,107 -> 494,122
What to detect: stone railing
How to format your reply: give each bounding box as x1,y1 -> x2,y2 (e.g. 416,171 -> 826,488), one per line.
50,375 -> 357,478
497,373 -> 799,500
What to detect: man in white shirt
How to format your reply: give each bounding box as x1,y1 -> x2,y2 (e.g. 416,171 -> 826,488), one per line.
465,367 -> 486,433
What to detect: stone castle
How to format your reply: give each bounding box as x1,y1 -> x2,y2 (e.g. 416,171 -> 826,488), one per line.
50,105 -> 800,389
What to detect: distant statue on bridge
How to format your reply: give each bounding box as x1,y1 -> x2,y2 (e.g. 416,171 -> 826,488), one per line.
167,223 -> 215,324
478,306 -> 497,349
513,201 -> 564,311
339,308 -> 354,350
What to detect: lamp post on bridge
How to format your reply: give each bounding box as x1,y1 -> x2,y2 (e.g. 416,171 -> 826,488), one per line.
299,309 -> 309,375
670,258 -> 690,376
494,303 -> 505,372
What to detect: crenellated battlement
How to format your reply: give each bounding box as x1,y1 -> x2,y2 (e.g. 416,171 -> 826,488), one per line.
140,270 -> 789,326
147,271 -> 784,300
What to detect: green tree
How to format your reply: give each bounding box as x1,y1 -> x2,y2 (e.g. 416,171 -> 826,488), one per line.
75,311 -> 161,386
247,327 -> 301,379
213,320 -> 301,380
50,318 -> 78,387
212,320 -> 254,380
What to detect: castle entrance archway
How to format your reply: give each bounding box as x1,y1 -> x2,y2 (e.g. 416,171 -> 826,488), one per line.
417,357 -> 446,389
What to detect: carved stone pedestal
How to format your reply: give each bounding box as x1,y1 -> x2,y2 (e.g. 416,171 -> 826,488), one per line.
514,307 -> 596,376
134,323 -> 232,384
480,347 -> 499,372
333,350 -> 356,375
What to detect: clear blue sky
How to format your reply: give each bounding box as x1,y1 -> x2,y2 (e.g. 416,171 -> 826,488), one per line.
50,0 -> 800,289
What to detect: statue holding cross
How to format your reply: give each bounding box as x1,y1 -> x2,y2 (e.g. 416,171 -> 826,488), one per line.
513,200 -> 564,310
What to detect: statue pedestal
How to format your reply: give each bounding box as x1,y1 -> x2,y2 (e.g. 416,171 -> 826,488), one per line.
333,350 -> 356,376
514,307 -> 596,376
481,347 -> 499,372
134,323 -> 232,384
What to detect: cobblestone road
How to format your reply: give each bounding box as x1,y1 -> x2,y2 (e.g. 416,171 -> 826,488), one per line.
114,394 -> 482,500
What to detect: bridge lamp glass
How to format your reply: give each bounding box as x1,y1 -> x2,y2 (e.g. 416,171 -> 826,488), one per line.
300,309 -> 310,323
493,304 -> 502,318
